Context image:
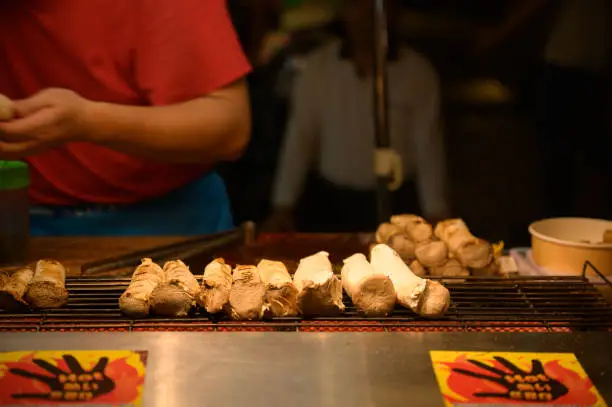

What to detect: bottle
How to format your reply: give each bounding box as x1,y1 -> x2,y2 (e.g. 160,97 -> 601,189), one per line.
0,161 -> 30,265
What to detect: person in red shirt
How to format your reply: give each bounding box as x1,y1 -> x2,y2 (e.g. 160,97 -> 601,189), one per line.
0,0 -> 251,235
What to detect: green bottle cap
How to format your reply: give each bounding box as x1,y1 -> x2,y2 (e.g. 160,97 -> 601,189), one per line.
0,161 -> 30,190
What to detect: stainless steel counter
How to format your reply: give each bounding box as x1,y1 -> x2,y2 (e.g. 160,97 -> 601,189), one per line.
1,332 -> 610,407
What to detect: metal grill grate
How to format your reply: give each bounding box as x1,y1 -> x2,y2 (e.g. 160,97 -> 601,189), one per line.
1,276 -> 611,333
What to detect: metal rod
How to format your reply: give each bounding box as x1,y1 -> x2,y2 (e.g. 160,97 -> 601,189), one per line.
373,0 -> 391,223
373,0 -> 390,148
80,224 -> 253,276
582,260 -> 612,287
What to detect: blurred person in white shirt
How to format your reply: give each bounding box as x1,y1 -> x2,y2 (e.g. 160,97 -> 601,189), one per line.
266,0 -> 450,232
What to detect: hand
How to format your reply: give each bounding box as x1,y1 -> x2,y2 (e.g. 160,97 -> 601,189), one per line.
453,356 -> 568,402
9,354 -> 115,402
262,208 -> 296,232
0,88 -> 93,159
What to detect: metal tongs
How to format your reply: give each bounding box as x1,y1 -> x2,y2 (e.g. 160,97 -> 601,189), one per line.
372,0 -> 403,223
81,222 -> 256,276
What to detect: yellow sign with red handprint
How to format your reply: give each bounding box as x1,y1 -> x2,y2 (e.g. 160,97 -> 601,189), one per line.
430,351 -> 606,406
0,350 -> 147,406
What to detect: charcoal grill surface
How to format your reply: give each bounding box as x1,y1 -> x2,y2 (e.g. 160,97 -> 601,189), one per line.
2,275 -> 611,332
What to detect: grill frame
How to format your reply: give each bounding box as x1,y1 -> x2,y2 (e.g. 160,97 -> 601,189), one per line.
1,274 -> 611,333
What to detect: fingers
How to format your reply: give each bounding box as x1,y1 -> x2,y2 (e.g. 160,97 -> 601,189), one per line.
12,91 -> 54,117
452,368 -> 506,385
62,355 -> 86,374
0,108 -> 57,140
32,359 -> 67,376
494,356 -> 528,375
466,359 -> 507,377
92,357 -> 109,373
9,368 -> 56,386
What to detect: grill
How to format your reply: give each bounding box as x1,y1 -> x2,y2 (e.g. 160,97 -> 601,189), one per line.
2,275 -> 611,333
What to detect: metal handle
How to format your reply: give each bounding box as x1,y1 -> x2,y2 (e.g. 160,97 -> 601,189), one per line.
81,222 -> 256,276
582,261 -> 612,287
372,0 -> 393,223
373,0 -> 390,149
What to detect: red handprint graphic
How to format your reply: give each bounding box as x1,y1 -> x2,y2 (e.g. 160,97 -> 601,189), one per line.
9,354 -> 115,402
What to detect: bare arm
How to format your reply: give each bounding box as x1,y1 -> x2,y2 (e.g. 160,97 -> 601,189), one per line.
88,0 -> 252,164
0,0 -> 253,162
86,80 -> 251,163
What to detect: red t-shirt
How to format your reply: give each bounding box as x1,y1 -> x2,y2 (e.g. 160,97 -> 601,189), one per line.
0,0 -> 251,205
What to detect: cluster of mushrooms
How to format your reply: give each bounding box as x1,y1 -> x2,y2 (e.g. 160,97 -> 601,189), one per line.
376,215 -> 499,279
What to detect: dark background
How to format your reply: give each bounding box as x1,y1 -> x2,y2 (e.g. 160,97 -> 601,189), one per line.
223,0 -> 610,248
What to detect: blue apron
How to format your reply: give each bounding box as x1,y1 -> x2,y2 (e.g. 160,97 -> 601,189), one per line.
30,172 -> 234,236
